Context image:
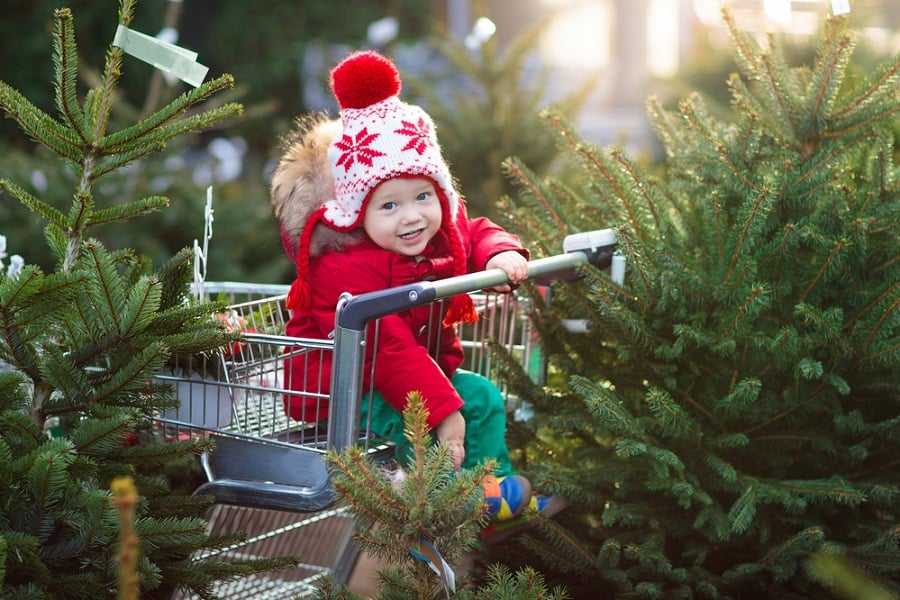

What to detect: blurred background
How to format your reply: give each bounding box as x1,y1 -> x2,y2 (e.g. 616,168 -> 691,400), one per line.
1,0 -> 897,283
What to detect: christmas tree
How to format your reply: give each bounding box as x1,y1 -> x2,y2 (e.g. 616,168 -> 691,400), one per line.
319,392 -> 569,599
489,8 -> 898,598
0,1 -> 294,596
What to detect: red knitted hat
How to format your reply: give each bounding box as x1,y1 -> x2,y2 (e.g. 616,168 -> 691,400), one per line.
286,50 -> 476,326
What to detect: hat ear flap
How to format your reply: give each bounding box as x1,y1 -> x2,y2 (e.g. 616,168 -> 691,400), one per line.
286,206 -> 326,311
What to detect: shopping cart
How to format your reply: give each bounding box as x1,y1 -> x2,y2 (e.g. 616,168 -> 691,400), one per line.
156,229 -> 620,598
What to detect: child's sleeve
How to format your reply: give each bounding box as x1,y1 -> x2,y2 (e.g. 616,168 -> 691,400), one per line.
370,315 -> 465,428
307,251 -> 464,429
457,204 -> 530,271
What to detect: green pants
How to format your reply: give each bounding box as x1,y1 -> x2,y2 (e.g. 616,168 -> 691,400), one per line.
361,369 -> 513,477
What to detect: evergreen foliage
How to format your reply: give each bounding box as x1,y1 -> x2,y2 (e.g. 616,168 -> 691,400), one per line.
0,2 -> 295,597
320,392 -> 569,599
492,9 -> 898,598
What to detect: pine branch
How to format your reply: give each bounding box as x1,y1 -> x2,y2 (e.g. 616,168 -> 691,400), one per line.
92,140 -> 167,180
97,77 -> 239,153
85,44 -> 123,143
52,8 -> 89,144
858,295 -> 900,359
502,157 -> 570,235
799,237 -> 850,303
94,344 -> 168,405
116,275 -> 161,340
89,196 -> 170,226
574,376 -> 645,440
724,189 -> 772,287
829,55 -> 900,136
757,53 -> 802,142
646,95 -> 693,158
804,29 -> 853,135
714,284 -> 769,344
0,82 -> 83,160
39,344 -> 93,407
0,179 -> 69,231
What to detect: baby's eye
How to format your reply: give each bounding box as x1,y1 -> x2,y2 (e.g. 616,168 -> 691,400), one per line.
380,201 -> 397,210
416,192 -> 431,202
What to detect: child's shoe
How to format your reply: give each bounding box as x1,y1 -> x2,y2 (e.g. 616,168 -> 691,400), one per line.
482,474 -> 532,521
525,493 -> 568,518
479,493 -> 568,544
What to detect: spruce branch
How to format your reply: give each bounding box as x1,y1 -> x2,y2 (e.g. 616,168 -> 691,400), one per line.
89,196 -> 170,226
326,392 -> 487,597
724,189 -> 772,286
828,57 -> 900,137
610,149 -> 663,233
722,7 -> 766,83
805,30 -> 853,133
741,382 -> 830,436
716,140 -> 765,194
757,526 -> 826,575
658,249 -> 716,299
583,146 -> 650,244
714,284 -> 768,344
0,82 -> 83,159
607,227 -> 653,310
52,7 -> 89,143
498,13 -> 898,590
645,95 -> 692,157
758,52 -> 802,141
858,296 -> 900,360
799,236 -> 850,303
97,76 -> 240,153
645,387 -> 701,440
88,43 -> 125,143
574,376 -> 644,440
87,0 -> 137,141
0,179 -> 69,231
672,385 -> 717,422
501,157 -> 569,235
91,140 -> 167,180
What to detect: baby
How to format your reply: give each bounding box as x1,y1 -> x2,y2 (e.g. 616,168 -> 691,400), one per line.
271,50 -> 560,528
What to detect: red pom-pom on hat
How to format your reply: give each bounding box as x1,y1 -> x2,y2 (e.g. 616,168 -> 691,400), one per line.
330,51 -> 401,110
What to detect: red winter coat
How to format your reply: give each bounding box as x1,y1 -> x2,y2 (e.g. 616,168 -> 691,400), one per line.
283,202 -> 527,429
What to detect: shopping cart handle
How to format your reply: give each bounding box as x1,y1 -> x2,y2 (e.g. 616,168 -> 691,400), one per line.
563,228 -> 617,267
336,229 -> 618,331
336,282 -> 437,330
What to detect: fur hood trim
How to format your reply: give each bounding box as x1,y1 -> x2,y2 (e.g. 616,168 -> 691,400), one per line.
270,113 -> 363,261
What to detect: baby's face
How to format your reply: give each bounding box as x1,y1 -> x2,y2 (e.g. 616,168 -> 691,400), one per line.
363,177 -> 442,256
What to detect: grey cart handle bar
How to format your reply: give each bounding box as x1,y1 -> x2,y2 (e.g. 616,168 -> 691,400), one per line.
328,229 -> 620,453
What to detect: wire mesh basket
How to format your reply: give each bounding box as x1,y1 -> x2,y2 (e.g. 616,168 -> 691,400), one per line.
154,285 -> 542,599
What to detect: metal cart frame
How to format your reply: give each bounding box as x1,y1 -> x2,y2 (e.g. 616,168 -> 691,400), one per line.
157,230 -> 620,598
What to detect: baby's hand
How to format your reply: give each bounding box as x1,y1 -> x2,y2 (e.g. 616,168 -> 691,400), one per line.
485,250 -> 528,293
434,410 -> 466,472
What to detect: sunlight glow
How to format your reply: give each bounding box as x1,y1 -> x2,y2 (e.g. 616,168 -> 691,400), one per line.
648,0 -> 680,77
538,0 -> 681,75
763,0 -> 792,27
538,0 -> 612,70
